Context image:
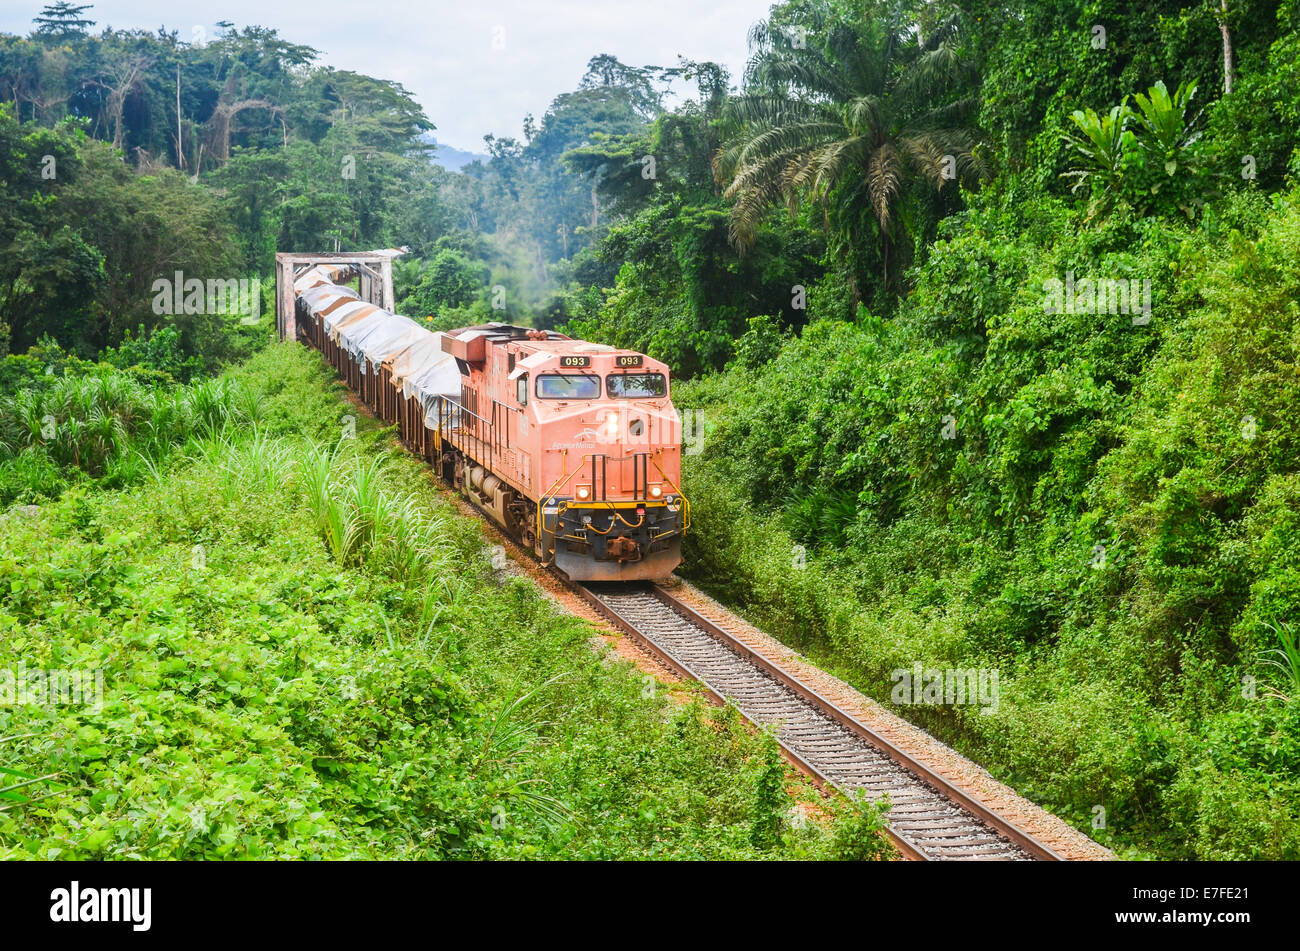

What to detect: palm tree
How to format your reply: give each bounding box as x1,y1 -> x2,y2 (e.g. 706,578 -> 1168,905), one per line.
716,4 -> 983,287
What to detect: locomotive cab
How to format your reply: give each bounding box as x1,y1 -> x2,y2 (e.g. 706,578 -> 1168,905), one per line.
439,325 -> 688,582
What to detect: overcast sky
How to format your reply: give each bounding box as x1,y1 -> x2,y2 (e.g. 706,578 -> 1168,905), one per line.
1,0 -> 775,152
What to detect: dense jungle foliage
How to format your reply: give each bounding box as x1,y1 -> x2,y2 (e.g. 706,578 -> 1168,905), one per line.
3,0 -> 1300,858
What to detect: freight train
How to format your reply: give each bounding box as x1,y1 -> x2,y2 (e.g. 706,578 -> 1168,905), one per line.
278,252 -> 689,581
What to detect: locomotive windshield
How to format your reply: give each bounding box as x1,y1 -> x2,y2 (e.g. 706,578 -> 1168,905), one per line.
606,373 -> 667,398
536,373 -> 600,399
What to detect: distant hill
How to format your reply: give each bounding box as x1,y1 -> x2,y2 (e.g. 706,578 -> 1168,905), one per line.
423,135 -> 488,171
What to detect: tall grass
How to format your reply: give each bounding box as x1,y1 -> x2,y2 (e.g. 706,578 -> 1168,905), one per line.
301,442 -> 336,528
0,367 -> 257,504
227,428 -> 291,496
293,440 -> 457,582
1262,620 -> 1300,702
322,493 -> 363,563
471,673 -> 575,832
349,455 -> 389,550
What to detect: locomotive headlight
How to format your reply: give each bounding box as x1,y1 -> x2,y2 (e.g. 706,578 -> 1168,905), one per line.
649,484 -> 663,498
599,411 -> 619,441
576,485 -> 591,500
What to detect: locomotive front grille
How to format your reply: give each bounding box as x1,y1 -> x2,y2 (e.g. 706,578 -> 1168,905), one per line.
549,498 -> 686,581
552,501 -> 683,551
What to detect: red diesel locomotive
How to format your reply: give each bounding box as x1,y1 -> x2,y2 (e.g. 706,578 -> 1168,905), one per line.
284,254 -> 689,581
438,325 -> 688,580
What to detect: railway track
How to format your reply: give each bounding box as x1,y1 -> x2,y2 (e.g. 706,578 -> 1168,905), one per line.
572,580 -> 1064,862
290,321 -> 1064,861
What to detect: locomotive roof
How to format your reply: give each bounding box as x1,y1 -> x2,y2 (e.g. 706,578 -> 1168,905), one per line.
445,323 -> 648,358
514,339 -> 624,355
444,323 -> 569,342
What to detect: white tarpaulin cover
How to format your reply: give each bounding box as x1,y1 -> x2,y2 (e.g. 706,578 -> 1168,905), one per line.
347,316 -> 427,371
386,333 -> 444,387
299,286 -> 358,322
293,249 -> 460,419
332,307 -> 394,369
317,299 -> 369,337
294,263 -> 358,293
324,303 -> 382,348
404,342 -> 461,429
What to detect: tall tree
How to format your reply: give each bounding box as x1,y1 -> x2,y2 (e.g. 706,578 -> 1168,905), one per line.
1217,0 -> 1235,93
32,2 -> 95,42
716,2 -> 983,287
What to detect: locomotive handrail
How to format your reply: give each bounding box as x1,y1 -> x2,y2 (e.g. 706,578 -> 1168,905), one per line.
537,448 -> 579,547
648,451 -> 691,533
441,396 -> 491,429
435,394 -> 498,468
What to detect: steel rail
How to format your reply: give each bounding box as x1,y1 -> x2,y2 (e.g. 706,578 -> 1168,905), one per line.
573,580 -> 1064,862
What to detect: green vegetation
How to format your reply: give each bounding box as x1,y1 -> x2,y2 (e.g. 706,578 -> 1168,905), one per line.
1061,79 -> 1210,218
0,105 -> 246,361
716,6 -> 982,285
0,8 -> 453,361
674,184 -> 1300,860
0,342 -> 882,859
5,0 -> 1300,860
